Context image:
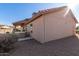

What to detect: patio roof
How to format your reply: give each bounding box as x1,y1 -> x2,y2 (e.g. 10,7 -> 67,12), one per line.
12,18 -> 30,26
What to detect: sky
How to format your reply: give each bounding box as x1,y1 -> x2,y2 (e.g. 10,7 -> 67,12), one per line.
0,3 -> 78,25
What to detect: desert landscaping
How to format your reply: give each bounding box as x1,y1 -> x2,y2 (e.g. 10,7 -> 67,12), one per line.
0,33 -> 79,56
0,4 -> 79,56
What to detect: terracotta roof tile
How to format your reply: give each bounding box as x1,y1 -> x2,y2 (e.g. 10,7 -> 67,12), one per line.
27,6 -> 78,24
13,6 -> 78,25
13,18 -> 30,25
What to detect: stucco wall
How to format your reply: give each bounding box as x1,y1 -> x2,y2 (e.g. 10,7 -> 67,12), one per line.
31,8 -> 76,43
31,16 -> 45,43
44,8 -> 76,42
0,28 -> 13,33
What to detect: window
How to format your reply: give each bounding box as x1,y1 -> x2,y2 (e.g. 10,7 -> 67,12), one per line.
30,24 -> 32,27
30,23 -> 33,33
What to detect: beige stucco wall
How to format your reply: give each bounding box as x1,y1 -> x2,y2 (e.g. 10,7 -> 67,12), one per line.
15,25 -> 23,30
44,8 -> 76,43
31,16 -> 45,43
31,8 -> 76,43
0,28 -> 13,33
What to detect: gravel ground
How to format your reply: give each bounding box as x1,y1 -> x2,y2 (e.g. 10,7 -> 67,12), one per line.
9,35 -> 79,56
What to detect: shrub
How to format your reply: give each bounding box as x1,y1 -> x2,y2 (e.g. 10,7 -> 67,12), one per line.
25,32 -> 30,37
6,32 -> 10,34
0,33 -> 18,53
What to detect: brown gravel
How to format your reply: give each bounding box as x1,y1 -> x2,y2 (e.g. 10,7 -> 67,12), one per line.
10,35 -> 79,56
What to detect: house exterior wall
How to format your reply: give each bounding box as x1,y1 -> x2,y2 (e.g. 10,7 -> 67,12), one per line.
44,8 -> 76,43
0,28 -> 13,33
31,16 -> 45,43
31,8 -> 76,43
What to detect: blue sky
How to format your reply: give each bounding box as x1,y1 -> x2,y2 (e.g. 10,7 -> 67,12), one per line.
0,3 -> 78,25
